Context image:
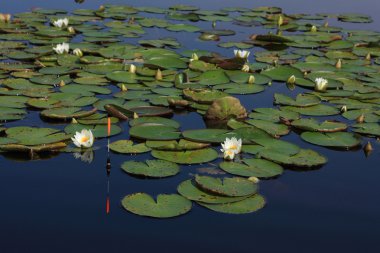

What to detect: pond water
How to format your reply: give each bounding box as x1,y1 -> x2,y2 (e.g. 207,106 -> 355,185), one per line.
0,0 -> 379,252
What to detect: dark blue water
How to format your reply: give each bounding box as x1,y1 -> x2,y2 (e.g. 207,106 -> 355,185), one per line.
0,1 -> 380,252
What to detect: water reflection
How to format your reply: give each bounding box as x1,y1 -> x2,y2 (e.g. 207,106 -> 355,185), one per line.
72,149 -> 94,163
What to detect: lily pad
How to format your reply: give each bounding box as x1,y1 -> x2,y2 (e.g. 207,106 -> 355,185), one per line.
121,193 -> 191,218
220,158 -> 283,178
198,194 -> 265,214
291,118 -> 348,132
109,140 -> 151,154
151,148 -> 218,164
177,179 -> 249,204
300,132 -> 361,148
121,159 -> 179,178
195,175 -> 258,197
130,124 -> 181,140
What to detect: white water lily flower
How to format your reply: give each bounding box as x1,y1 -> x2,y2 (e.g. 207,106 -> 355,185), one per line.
53,18 -> 69,28
234,49 -> 250,59
221,137 -> 242,155
53,42 -> 70,54
71,129 -> 94,148
223,149 -> 235,160
314,77 -> 328,91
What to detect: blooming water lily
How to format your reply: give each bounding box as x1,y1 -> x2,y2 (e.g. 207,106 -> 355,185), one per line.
234,49 -> 250,59
53,18 -> 69,28
221,137 -> 242,160
53,42 -> 70,54
71,129 -> 94,148
314,77 -> 328,91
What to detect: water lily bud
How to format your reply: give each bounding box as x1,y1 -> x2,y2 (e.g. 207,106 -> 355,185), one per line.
0,13 -> 11,23
155,69 -> 163,80
365,53 -> 371,61
356,114 -> 365,123
59,80 -> 65,87
310,25 -> 317,32
363,141 -> 373,157
340,105 -> 347,113
323,21 -> 329,27
241,64 -> 250,72
121,84 -> 128,92
273,60 -> 278,66
98,5 -> 105,12
277,15 -> 283,27
335,59 -> 342,69
212,21 -> 216,28
133,112 -> 139,119
248,75 -> 255,84
248,177 -> 260,183
191,53 -> 199,61
128,17 -> 135,24
129,64 -> 136,74
67,26 -> 75,34
72,118 -> 78,124
314,77 -> 328,92
73,48 -> 83,57
287,75 -> 296,84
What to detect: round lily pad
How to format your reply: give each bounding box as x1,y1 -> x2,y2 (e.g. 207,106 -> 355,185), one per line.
220,158 -> 283,178
198,194 -> 265,214
121,159 -> 180,178
177,179 -> 249,204
109,140 -> 151,154
194,175 -> 258,197
129,124 -> 181,140
259,148 -> 327,167
291,118 -> 347,132
151,148 -> 218,164
300,132 -> 361,148
121,193 -> 191,218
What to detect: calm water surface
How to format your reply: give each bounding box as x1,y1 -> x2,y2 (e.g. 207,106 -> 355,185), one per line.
0,1 -> 379,252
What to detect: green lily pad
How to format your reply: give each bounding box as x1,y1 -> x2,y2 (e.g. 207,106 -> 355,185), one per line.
151,148 -> 218,164
262,65 -> 304,81
198,194 -> 265,214
121,159 -> 179,178
351,123 -> 380,137
109,140 -> 151,154
130,124 -> 181,140
220,158 -> 283,178
281,104 -> 340,116
300,132 -> 361,148
177,179 -> 249,204
4,126 -> 69,146
41,107 -> 96,120
291,118 -> 348,132
121,193 -> 191,218
195,175 -> 258,197
274,93 -> 320,107
259,148 -> 327,167
146,139 -> 210,151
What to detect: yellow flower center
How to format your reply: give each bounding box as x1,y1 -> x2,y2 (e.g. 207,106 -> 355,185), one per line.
230,145 -> 237,150
81,136 -> 89,143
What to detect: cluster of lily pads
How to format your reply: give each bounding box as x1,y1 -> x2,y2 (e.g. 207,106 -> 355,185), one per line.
0,4 -> 379,218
